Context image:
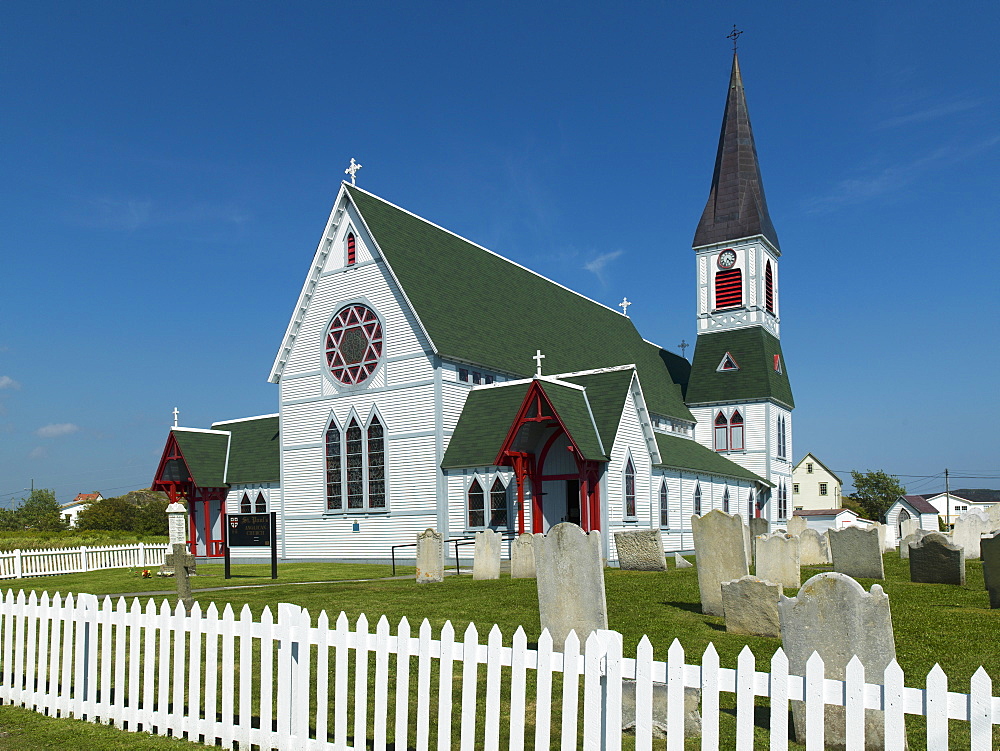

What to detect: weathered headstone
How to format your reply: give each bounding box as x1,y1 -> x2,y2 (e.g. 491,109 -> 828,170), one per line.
614,528 -> 667,571
691,510 -> 749,616
534,523 -> 608,650
622,681 -> 701,738
909,532 -> 965,585
473,529 -> 502,580
755,533 -> 801,589
980,534 -> 1000,608
415,528 -> 444,583
828,526 -> 884,579
952,510 -> 989,560
749,517 -> 769,563
510,533 -> 536,578
873,522 -> 891,552
898,528 -> 932,560
674,553 -> 693,569
721,575 -> 782,637
786,515 -> 807,537
779,573 -> 900,749
899,518 -> 919,540
158,502 -> 192,577
987,504 -> 1000,530
799,528 -> 831,566
164,543 -> 196,612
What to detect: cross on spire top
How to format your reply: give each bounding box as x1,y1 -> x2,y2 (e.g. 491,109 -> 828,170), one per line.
727,24 -> 743,52
533,349 -> 546,377
345,158 -> 363,186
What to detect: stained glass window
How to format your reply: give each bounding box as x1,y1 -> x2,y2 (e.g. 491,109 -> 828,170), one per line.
255,492 -> 266,513
325,304 -> 383,385
326,422 -> 342,510
624,458 -> 636,518
367,416 -> 385,509
240,493 -> 251,514
659,481 -> 669,528
489,478 -> 508,528
723,486 -> 730,513
346,419 -> 364,509
468,479 -> 485,528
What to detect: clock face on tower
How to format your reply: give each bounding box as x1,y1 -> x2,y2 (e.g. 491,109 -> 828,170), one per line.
325,304 -> 383,385
717,249 -> 737,269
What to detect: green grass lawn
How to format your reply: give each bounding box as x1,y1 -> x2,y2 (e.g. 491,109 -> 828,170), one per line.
3,555 -> 999,749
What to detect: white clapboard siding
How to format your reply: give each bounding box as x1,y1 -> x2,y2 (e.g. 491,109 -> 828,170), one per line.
1,590 -> 997,750
0,544 -> 168,580
281,374 -> 323,403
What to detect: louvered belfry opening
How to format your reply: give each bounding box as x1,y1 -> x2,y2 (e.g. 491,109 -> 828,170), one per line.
715,268 -> 742,309
765,260 -> 774,314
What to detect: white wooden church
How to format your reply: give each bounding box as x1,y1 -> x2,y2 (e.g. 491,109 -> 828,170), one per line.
153,53 -> 795,563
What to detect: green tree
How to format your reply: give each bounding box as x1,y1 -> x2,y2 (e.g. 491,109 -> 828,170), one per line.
17,488 -> 67,531
75,489 -> 168,535
850,470 -> 906,522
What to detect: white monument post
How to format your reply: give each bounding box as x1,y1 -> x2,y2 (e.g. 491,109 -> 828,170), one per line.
160,501 -> 192,576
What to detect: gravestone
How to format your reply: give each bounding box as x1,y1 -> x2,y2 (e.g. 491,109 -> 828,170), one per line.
749,517 -> 769,563
898,528 -> 932,560
158,502 -> 193,577
980,534 -> 1000,608
786,515 -> 807,537
510,533 -> 536,578
799,528 -> 831,566
721,575 -> 781,637
473,529 -> 502,580
415,528 -> 444,583
828,526 -> 884,579
987,504 -> 1000,530
164,543 -> 196,612
691,510 -> 749,616
622,681 -> 701,738
779,573 -> 900,749
952,510 -> 989,560
534,523 -> 607,650
899,518 -> 919,540
743,524 -> 752,569
614,528 -> 667,571
755,533 -> 800,589
909,532 -> 965,585
674,553 -> 693,569
873,522 -> 891,552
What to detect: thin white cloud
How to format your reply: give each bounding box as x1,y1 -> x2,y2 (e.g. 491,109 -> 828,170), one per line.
28,446 -> 48,460
584,249 -> 625,284
876,98 -> 983,130
68,196 -> 251,231
0,376 -> 20,390
35,423 -> 80,438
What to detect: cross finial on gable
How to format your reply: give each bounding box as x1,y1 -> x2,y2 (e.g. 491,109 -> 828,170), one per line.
678,339 -> 689,359
619,297 -> 632,317
533,349 -> 546,377
345,158 -> 363,186
172,407 -> 179,428
727,24 -> 743,52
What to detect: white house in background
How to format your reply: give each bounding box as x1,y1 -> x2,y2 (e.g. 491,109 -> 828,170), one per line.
61,492 -> 103,527
791,453 -> 842,511
788,507 -> 862,534
885,495 -> 940,543
921,491 -> 998,529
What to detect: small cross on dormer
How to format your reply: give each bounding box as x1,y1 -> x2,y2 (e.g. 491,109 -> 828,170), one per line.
345,158 -> 363,186
533,349 -> 545,377
173,407 -> 179,428
619,297 -> 632,317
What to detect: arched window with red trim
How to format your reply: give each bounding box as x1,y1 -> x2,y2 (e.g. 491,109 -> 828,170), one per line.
468,479 -> 485,528
346,233 -> 357,266
715,268 -> 742,309
730,410 -> 744,451
714,412 -> 729,451
255,492 -> 266,513
765,260 -> 774,314
490,478 -> 508,528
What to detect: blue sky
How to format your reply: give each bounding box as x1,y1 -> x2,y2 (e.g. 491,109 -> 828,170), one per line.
2,1 -> 998,506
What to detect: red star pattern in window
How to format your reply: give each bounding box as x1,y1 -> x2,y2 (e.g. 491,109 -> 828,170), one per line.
325,305 -> 383,385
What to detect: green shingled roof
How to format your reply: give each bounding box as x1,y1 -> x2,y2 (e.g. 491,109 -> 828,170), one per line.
539,382 -> 606,461
561,369 -> 634,452
653,432 -> 770,485
346,185 -> 694,423
684,327 -> 793,408
211,415 -> 280,485
171,429 -> 230,488
441,384 -> 530,469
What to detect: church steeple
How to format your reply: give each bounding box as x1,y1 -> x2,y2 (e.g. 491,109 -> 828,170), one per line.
693,53 -> 780,251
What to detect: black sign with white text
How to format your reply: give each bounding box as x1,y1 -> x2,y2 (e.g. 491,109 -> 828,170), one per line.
227,514 -> 272,547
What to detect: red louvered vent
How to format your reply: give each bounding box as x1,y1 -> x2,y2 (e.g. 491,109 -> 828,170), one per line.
765,260 -> 774,314
715,268 -> 742,309
347,233 -> 356,266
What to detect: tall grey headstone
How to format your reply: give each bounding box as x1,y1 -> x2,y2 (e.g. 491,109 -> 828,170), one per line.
828,526 -> 884,579
755,533 -> 801,588
779,573 -> 900,749
164,543 -> 196,613
674,553 -> 693,569
692,510 -> 749,616
534,523 -> 608,650
159,502 -> 192,577
749,517 -> 769,563
614,528 -> 667,571
415,528 -> 444,583
909,532 -> 965,585
952,510 -> 989,560
473,529 -> 502,580
786,515 -> 807,537
510,533 -> 536,579
898,528 -> 932,560
982,535 -> 1000,608
799,528 -> 831,566
987,504 -> 1000,530
873,522 -> 891,552
722,575 -> 782,637
899,518 -> 919,540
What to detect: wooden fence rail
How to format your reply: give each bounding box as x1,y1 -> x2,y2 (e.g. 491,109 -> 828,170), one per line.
0,589 -> 997,749
0,543 -> 168,579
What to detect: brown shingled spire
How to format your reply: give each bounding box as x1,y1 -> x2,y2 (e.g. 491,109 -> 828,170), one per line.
693,54 -> 780,250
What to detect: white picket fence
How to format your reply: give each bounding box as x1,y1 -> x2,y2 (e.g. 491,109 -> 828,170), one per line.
0,589 -> 997,750
0,543 -> 168,579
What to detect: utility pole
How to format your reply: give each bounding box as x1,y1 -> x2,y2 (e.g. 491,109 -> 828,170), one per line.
944,468 -> 950,530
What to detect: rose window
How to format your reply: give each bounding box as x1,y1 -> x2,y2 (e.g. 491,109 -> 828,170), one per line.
325,304 -> 383,385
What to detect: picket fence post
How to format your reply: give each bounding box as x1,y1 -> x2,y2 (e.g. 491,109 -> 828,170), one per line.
80,546 -> 89,573
138,542 -> 145,568
13,550 -> 22,579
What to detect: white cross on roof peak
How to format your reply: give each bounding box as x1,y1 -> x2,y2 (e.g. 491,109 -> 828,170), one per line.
533,350 -> 545,377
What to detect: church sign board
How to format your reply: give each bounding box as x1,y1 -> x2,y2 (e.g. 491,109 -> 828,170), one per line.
223,511 -> 278,579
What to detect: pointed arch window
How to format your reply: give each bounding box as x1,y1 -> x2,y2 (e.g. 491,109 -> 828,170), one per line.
255,492 -> 266,513
240,492 -> 251,514
624,457 -> 636,519
326,412 -> 389,513
777,416 -> 787,460
723,486 -> 731,513
345,418 -> 364,509
778,480 -> 788,520
468,479 -> 485,528
346,233 -> 357,266
659,480 -> 669,528
490,478 -> 509,528
748,493 -> 755,521
326,420 -> 342,510
730,410 -> 744,451
367,415 -> 386,509
714,412 -> 729,451
765,260 -> 774,314
715,268 -> 743,309
694,481 -> 702,516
